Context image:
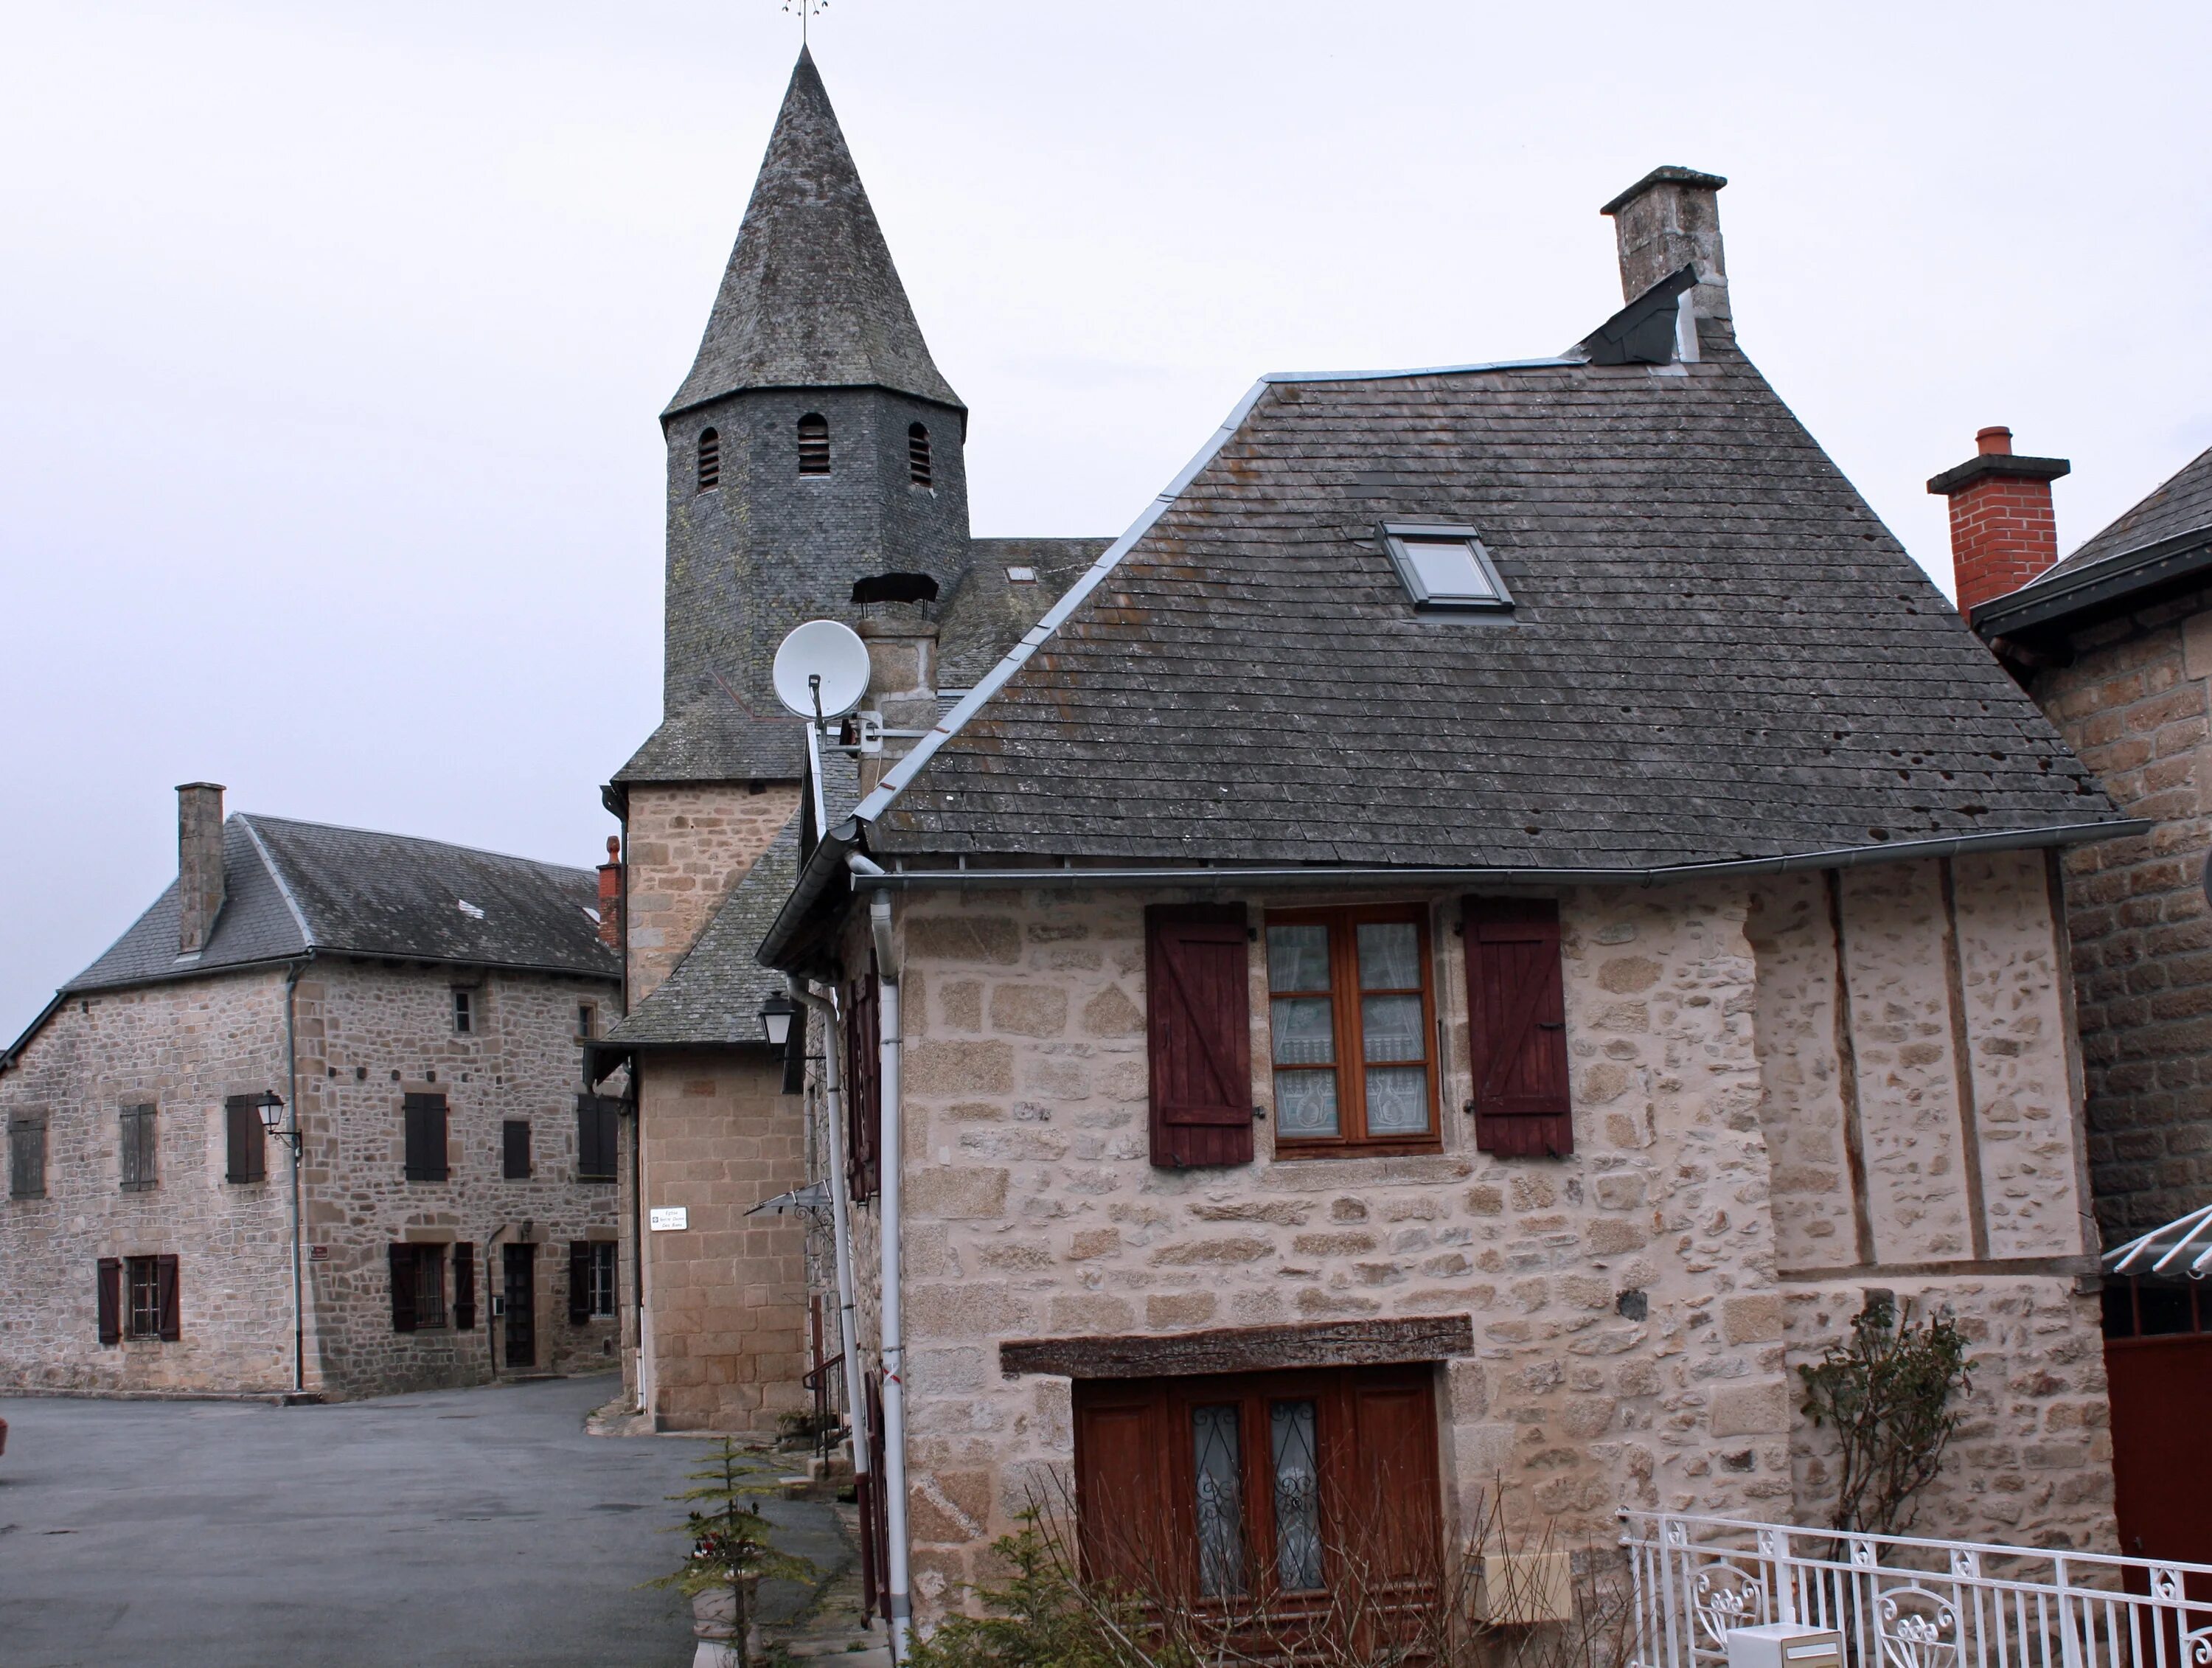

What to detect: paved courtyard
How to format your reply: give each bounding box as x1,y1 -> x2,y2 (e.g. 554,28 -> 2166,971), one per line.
0,1372 -> 844,1668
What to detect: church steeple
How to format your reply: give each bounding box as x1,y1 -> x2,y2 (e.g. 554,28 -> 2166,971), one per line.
666,48 -> 961,418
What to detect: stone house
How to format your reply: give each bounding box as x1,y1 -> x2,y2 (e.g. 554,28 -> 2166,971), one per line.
0,784 -> 624,1400
744,167 -> 2138,1636
590,48 -> 1106,1434
1944,435 -> 2212,1243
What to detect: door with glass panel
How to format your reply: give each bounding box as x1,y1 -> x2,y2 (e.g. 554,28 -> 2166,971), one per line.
1071,1365 -> 1441,1655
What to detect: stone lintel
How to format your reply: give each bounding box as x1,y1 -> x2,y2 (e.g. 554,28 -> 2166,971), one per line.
997,1316 -> 1473,1380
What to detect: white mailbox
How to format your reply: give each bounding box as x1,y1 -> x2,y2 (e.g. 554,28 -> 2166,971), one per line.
1728,1624 -> 1845,1668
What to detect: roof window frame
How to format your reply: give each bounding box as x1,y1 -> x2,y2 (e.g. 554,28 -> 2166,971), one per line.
1377,522 -> 1513,611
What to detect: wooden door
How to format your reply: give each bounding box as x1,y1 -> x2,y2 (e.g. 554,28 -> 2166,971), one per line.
2108,1335 -> 2212,1573
503,1243 -> 536,1369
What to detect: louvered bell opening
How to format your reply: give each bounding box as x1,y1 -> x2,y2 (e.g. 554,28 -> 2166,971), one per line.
907,422 -> 932,488
696,427 -> 720,493
797,414 -> 831,476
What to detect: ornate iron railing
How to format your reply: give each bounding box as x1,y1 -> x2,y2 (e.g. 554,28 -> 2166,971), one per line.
1621,1513 -> 2212,1668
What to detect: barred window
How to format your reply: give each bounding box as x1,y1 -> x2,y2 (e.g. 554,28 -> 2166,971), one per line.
589,1243 -> 618,1316
10,1116 -> 47,1199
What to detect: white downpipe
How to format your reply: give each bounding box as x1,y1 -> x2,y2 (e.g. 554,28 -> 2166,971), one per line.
790,977 -> 870,1492
850,854 -> 911,1661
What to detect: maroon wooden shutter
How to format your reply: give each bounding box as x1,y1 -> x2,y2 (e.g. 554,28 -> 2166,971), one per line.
1071,1383 -> 1172,1592
1464,897 -> 1573,1156
568,1241 -> 592,1324
1345,1368 -> 1443,1582
156,1254 -> 181,1341
389,1244 -> 417,1332
844,970 -> 881,1201
453,1243 -> 476,1330
1145,904 -> 1253,1169
97,1257 -> 122,1345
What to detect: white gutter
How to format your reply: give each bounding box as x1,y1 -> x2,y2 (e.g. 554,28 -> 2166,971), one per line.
848,357 -> 1578,831
849,849 -> 911,1661
787,977 -> 872,1509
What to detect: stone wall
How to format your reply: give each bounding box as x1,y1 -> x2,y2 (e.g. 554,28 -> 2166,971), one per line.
2029,597 -> 2212,1241
0,967 -> 296,1392
633,1047 -> 811,1433
0,956 -> 622,1399
625,782 -> 801,1004
818,858 -> 2112,1622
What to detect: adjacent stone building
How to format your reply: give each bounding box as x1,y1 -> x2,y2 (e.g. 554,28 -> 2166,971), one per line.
0,785 -> 624,1399
745,165 -> 2132,1630
1945,434 -> 2212,1244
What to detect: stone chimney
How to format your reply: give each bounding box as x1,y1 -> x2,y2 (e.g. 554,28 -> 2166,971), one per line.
1601,167 -> 1731,336
176,782 -> 226,955
596,836 -> 622,951
855,602 -> 940,796
1927,426 -> 2071,617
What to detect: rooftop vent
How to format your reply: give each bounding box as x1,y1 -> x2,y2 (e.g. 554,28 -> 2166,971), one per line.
908,423 -> 932,489
797,413 -> 830,476
851,572 -> 940,605
1379,524 -> 1512,611
696,427 -> 720,492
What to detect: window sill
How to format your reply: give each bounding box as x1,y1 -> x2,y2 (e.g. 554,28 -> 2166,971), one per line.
1273,1139 -> 1444,1161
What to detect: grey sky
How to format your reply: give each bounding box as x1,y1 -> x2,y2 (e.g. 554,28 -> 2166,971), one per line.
4,0 -> 2207,1038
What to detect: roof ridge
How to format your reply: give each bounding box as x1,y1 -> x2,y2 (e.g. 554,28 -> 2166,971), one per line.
242,812 -> 597,883
234,814 -> 316,951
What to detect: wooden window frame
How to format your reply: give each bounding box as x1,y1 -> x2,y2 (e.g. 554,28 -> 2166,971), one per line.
1072,1363 -> 1441,1627
452,988 -> 474,1035
1265,905 -> 1441,1157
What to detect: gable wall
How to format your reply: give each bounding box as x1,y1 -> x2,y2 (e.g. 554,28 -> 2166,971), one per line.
2028,596 -> 2212,1241
840,858 -> 2110,1622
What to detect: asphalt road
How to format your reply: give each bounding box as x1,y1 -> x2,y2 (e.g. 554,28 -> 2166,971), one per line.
0,1373 -> 801,1668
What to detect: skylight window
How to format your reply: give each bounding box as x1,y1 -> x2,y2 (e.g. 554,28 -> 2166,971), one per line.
1380,523 -> 1512,610
1006,565 -> 1037,583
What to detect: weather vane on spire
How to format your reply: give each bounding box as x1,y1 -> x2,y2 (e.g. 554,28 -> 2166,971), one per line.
783,0 -> 826,48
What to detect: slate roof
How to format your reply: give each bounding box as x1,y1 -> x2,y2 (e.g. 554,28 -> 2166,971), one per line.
613,695 -> 807,788
2036,442 -> 2212,585
606,815 -> 796,1048
60,815 -> 618,996
665,49 -> 961,418
939,538 -> 1115,689
860,354 -> 2130,870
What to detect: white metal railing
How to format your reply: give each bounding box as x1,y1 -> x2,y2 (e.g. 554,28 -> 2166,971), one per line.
1621,1512 -> 2212,1668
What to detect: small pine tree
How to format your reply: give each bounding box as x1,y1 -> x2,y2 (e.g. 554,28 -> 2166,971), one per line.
646,1438 -> 813,1668
1799,1297 -> 1972,1534
905,1515 -> 1164,1668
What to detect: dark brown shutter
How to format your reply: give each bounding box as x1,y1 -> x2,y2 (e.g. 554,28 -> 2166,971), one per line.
453,1243 -> 476,1330
1464,897 -> 1573,1157
97,1257 -> 122,1345
845,971 -> 881,1201
389,1244 -> 417,1332
156,1254 -> 181,1341
576,1097 -> 617,1181
225,1097 -> 265,1184
568,1241 -> 592,1324
404,1094 -> 449,1181
1145,904 -> 1253,1169
503,1120 -> 530,1180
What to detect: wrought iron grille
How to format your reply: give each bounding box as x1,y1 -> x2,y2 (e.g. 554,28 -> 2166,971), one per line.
1622,1512 -> 2212,1668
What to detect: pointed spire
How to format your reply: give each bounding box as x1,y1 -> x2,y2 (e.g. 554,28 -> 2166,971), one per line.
666,49 -> 962,416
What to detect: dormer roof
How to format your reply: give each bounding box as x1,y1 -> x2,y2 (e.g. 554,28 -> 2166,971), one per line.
665,48 -> 962,418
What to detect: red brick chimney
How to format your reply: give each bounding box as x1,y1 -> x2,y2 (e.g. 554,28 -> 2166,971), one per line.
596,835 -> 622,950
1927,426 -> 2071,618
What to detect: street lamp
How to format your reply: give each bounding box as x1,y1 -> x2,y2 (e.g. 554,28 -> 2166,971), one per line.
757,993 -> 796,1049
257,1091 -> 305,1396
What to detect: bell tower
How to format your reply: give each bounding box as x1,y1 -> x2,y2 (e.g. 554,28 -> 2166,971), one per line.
657,48 -> 972,767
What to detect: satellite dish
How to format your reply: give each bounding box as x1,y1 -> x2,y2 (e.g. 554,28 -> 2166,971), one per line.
773,619 -> 872,720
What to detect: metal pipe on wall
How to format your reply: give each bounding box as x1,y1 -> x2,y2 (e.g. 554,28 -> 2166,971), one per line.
789,978 -> 870,1489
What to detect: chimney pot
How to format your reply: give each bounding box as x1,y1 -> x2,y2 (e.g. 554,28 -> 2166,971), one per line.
175,782 -> 227,956
1927,428 -> 2072,619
